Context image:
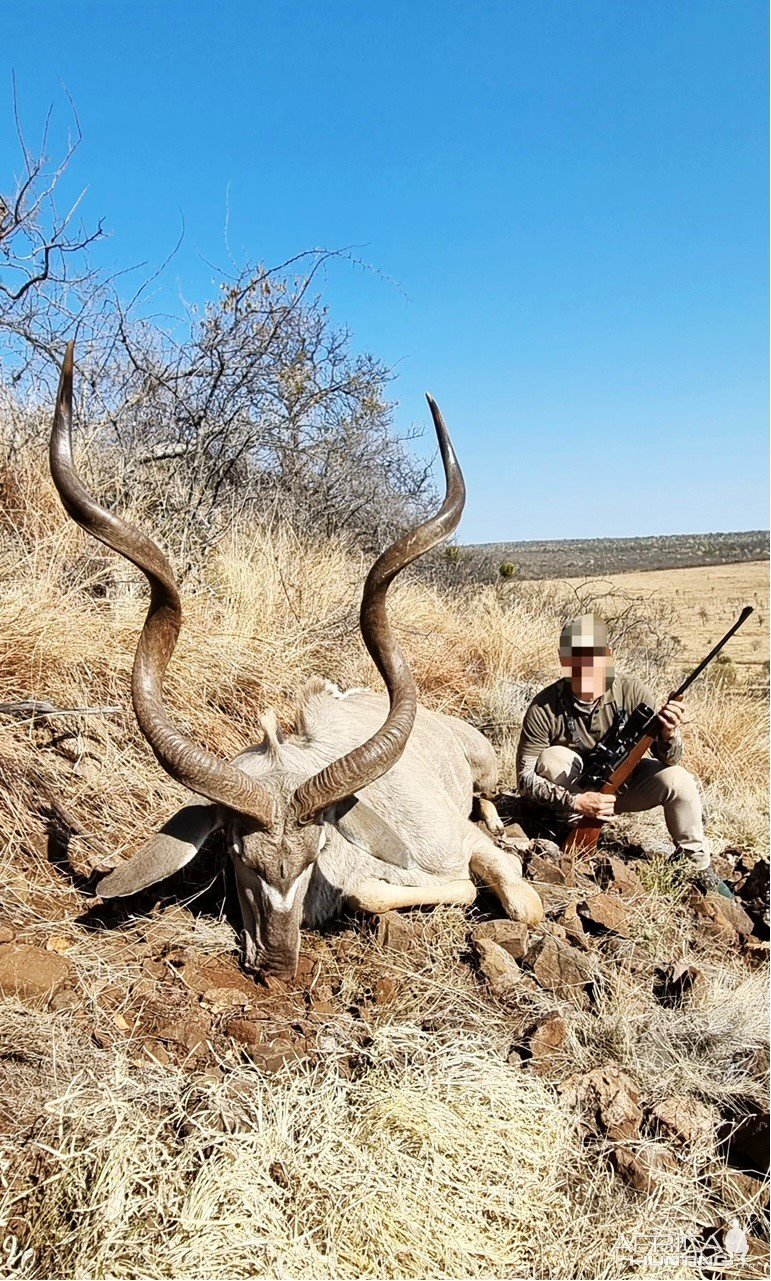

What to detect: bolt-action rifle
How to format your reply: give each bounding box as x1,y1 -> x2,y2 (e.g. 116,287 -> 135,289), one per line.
562,607 -> 754,857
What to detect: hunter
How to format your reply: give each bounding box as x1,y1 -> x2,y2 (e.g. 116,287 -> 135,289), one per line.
516,612 -> 732,896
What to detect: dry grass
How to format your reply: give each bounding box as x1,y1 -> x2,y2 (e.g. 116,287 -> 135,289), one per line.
0,449 -> 768,1280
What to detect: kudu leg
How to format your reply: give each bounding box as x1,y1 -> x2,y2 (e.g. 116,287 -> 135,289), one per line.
346,877 -> 477,914
477,796 -> 505,836
469,836 -> 544,925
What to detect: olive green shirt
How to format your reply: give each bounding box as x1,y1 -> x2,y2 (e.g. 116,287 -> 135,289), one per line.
516,674 -> 683,813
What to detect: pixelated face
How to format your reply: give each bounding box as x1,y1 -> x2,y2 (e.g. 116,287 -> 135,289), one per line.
559,614 -> 614,699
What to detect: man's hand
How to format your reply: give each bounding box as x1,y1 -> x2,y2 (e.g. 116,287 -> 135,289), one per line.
572,791 -> 616,822
658,697 -> 686,742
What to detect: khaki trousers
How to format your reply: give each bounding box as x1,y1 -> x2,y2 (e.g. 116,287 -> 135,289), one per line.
536,746 -> 711,871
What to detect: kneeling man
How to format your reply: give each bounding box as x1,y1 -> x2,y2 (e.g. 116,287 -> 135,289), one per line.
516,613 -> 731,896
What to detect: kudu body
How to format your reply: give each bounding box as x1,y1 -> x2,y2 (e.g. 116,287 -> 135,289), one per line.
50,344 -> 542,978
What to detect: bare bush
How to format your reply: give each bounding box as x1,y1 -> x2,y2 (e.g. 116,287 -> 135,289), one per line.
1,99 -> 434,562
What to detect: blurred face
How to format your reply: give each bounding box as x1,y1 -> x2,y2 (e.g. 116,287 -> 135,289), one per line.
560,647 -> 612,701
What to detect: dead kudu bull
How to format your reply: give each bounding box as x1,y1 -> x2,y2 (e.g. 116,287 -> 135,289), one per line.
50,343 -> 543,978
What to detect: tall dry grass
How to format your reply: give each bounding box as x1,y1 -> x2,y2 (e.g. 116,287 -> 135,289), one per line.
0,447 -> 768,1279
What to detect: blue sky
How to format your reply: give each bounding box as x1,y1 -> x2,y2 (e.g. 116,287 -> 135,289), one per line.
2,1 -> 767,543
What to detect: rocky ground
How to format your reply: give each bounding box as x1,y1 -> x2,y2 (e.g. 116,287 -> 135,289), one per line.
0,805 -> 768,1278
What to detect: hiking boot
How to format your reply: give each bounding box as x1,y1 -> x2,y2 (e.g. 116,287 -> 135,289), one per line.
690,866 -> 735,900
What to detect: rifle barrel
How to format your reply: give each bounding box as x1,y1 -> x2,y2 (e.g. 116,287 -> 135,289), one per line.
671,605 -> 754,700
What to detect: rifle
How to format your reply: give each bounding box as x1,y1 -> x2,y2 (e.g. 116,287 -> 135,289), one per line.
562,606 -> 754,857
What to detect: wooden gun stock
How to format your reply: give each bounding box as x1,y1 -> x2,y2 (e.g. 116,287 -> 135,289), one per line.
562,729 -> 659,857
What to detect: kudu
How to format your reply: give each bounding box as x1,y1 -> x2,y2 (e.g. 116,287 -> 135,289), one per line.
50,343 -> 543,978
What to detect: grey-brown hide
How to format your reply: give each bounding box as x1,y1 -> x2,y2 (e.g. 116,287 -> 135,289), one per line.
120,678 -> 533,977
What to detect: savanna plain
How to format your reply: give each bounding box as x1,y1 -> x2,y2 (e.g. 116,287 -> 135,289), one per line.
0,445 -> 768,1281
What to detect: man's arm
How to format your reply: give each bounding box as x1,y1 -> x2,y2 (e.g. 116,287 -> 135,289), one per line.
516,700 -> 575,813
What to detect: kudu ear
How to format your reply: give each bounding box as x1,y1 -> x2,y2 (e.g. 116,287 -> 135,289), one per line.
97,804 -> 222,898
328,796 -> 412,871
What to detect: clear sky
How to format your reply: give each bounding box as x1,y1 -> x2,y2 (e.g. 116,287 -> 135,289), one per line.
2,1 -> 768,544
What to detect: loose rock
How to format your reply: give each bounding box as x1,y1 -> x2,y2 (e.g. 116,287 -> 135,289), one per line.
649,1095 -> 716,1147
691,894 -> 754,944
578,892 -> 630,937
49,985 -> 81,1011
373,976 -> 399,1005
596,855 -> 644,900
503,822 -> 529,843
471,919 -> 529,960
525,1013 -> 568,1071
251,1038 -> 304,1074
611,1144 -> 677,1194
226,1018 -> 267,1049
474,938 -> 523,998
524,934 -> 596,1007
561,1063 -> 643,1140
528,854 -> 569,885
554,905 -> 590,952
0,943 -> 72,1006
376,912 -> 420,956
182,956 -> 261,999
156,1015 -> 211,1055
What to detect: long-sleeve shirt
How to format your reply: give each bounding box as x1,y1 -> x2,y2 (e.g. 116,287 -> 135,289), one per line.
516,674 -> 683,814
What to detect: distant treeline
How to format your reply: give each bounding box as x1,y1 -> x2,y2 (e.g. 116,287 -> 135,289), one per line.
440,530 -> 770,583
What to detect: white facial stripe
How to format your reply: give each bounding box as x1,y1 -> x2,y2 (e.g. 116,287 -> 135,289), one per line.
258,871 -> 307,913
318,826 -> 327,852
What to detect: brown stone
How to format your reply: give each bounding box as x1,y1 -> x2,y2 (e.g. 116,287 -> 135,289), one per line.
611,1145 -> 677,1194
373,976 -> 399,1005
526,1014 -> 568,1070
561,1063 -> 643,1140
156,1015 -> 211,1054
555,903 -> 588,949
649,1095 -> 716,1146
524,934 -> 596,1007
533,883 -> 571,916
308,995 -> 337,1016
742,937 -> 770,968
48,986 -> 81,1011
601,936 -> 648,969
250,1038 -> 304,1073
376,912 -> 420,955
691,894 -> 754,944
141,1038 -> 171,1066
201,985 -> 251,1011
707,895 -> 755,937
474,938 -> 523,998
598,855 -> 644,900
471,919 -> 529,960
294,955 -> 318,987
528,854 -> 568,885
226,1018 -> 268,1049
503,822 -> 529,843
0,943 -> 72,1006
0,926 -> 15,944
578,892 -> 630,937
